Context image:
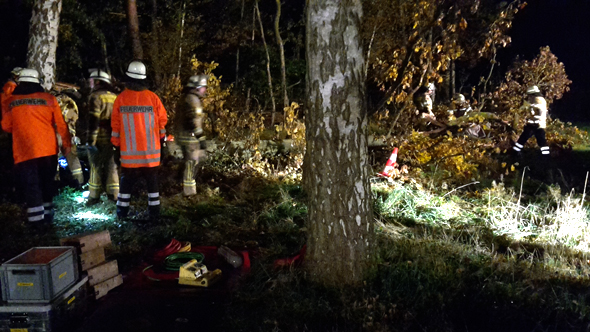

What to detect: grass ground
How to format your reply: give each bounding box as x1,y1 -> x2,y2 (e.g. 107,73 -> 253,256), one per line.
1,145 -> 590,331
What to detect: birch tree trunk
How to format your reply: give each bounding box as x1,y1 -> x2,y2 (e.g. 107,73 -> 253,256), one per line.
304,0 -> 373,286
27,0 -> 62,91
126,0 -> 143,60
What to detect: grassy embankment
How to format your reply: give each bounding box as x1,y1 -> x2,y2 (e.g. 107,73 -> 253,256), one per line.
1,146 -> 590,331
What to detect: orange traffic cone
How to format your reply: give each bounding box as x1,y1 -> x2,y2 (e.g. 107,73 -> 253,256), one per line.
379,147 -> 398,177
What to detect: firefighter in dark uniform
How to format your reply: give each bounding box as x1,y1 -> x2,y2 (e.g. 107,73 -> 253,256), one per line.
1,68 -> 71,224
86,70 -> 119,205
174,75 -> 208,197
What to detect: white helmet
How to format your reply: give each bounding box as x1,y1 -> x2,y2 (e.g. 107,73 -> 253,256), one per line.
17,68 -> 40,84
89,69 -> 112,84
453,93 -> 466,103
126,61 -> 147,80
11,67 -> 22,76
526,85 -> 541,94
186,75 -> 208,88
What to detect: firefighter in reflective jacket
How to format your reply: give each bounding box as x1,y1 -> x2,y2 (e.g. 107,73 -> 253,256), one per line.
87,70 -> 119,205
1,67 -> 21,122
512,85 -> 549,158
111,61 -> 168,220
1,68 -> 71,224
175,75 -> 208,197
52,84 -> 84,186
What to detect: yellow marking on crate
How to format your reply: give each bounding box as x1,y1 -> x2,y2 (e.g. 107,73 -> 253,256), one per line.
67,296 -> 76,305
17,283 -> 33,287
59,272 -> 67,279
10,329 -> 29,332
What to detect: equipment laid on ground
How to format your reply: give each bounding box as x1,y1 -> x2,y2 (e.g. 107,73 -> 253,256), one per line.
178,259 -> 221,287
0,276 -> 88,332
0,247 -> 79,303
60,230 -> 122,299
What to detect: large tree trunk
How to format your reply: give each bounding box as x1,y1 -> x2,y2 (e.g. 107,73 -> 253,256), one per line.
304,0 -> 373,286
126,0 -> 143,59
27,0 -> 63,91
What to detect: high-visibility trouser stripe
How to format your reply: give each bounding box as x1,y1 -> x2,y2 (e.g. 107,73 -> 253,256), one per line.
541,146 -> 550,155
117,193 -> 131,207
183,181 -> 196,186
513,142 -> 524,152
27,206 -> 44,222
107,184 -> 120,190
43,202 -> 54,216
88,182 -> 101,190
71,168 -> 83,175
148,192 -> 160,206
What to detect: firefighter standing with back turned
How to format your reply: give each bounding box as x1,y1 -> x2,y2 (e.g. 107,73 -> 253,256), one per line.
111,61 -> 168,220
1,68 -> 71,225
87,70 -> 119,205
175,75 -> 208,197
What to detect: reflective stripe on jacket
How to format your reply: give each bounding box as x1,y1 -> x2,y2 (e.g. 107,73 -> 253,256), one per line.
523,96 -> 548,129
55,94 -> 78,136
1,92 -> 71,164
111,89 -> 167,168
88,89 -> 117,145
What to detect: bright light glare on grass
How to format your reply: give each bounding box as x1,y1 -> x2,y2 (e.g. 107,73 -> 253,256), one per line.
73,211 -> 110,220
74,191 -> 90,203
375,181 -> 590,253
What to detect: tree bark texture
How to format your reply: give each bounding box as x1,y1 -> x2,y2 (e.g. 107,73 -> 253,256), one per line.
27,0 -> 62,91
126,0 -> 143,60
304,0 -> 373,286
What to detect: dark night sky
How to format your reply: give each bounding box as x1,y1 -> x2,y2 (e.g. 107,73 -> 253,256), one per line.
1,0 -> 588,121
502,0 -> 590,122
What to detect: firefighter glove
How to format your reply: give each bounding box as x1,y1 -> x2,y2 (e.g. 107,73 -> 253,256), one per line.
113,146 -> 121,166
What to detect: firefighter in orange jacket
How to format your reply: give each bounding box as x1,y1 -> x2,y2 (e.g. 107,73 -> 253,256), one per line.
1,68 -> 71,224
1,67 -> 21,122
111,61 -> 168,220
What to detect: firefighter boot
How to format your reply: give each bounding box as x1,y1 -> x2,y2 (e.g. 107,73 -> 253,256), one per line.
116,193 -> 131,219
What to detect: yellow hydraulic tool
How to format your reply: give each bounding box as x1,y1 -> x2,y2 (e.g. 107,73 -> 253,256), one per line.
178,259 -> 222,287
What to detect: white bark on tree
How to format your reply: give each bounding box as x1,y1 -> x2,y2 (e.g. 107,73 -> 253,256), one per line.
304,0 -> 373,286
27,0 -> 62,91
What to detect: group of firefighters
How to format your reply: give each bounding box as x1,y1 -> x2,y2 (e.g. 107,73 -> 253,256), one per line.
414,83 -> 550,158
0,60 -> 551,226
0,61 -> 209,226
